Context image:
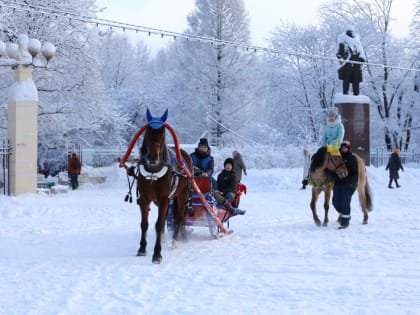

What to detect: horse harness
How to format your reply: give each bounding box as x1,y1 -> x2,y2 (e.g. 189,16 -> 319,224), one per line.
327,152 -> 346,173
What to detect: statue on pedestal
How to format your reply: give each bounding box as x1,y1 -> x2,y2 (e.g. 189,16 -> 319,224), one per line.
336,26 -> 366,96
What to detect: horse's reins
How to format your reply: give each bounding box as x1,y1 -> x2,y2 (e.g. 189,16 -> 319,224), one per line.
118,118 -> 228,234
328,153 -> 346,176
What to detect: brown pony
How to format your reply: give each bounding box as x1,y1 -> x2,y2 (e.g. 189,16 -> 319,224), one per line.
309,143 -> 373,226
136,109 -> 192,263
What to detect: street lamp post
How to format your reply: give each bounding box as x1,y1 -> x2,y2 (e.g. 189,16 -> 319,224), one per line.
0,34 -> 55,195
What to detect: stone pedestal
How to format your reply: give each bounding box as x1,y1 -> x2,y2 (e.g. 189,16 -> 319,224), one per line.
334,93 -> 370,165
8,65 -> 38,195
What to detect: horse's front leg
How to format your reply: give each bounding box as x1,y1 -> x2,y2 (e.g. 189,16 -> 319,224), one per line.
137,199 -> 149,256
322,188 -> 331,227
152,198 -> 169,264
310,189 -> 322,227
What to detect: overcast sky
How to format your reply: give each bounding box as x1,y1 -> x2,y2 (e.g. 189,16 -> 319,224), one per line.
96,0 -> 415,52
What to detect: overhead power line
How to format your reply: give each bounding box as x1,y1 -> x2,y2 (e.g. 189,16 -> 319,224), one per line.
0,0 -> 419,73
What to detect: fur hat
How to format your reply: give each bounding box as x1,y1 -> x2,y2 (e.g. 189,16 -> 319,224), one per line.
224,157 -> 234,167
198,138 -> 209,147
393,148 -> 400,154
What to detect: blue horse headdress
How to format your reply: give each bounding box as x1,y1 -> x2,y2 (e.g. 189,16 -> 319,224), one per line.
146,108 -> 168,129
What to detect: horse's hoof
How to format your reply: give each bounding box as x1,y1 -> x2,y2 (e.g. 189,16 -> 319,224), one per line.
322,222 -> 328,227
362,220 -> 368,225
137,249 -> 146,256
152,255 -> 162,264
169,239 -> 178,249
314,220 -> 322,227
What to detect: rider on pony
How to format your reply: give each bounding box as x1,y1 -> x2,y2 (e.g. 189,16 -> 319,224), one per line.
302,108 -> 345,189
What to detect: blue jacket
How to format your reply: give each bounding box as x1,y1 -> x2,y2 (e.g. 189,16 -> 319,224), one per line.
190,149 -> 214,177
320,116 -> 345,146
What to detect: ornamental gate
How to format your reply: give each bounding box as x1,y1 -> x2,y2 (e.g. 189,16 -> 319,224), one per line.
0,140 -> 11,195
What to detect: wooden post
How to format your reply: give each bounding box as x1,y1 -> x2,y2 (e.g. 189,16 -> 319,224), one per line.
7,65 -> 38,195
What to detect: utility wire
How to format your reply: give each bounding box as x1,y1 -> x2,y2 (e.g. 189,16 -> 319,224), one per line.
0,0 -> 418,73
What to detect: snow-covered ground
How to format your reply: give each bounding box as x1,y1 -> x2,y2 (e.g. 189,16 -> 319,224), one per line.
1,164 -> 420,315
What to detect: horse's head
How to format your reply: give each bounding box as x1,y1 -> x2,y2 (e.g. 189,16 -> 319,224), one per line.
141,109 -> 169,171
326,141 -> 348,179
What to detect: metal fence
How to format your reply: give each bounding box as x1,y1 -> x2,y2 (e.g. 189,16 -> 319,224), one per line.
370,147 -> 420,167
0,140 -> 11,195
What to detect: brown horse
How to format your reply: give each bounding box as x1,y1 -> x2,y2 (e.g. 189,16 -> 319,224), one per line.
309,143 -> 348,226
309,143 -> 373,226
136,109 -> 192,263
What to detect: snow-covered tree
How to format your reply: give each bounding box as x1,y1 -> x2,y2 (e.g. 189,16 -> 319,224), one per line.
268,23 -> 339,146
97,33 -> 153,139
164,0 -> 255,146
0,0 -> 126,167
320,0 -> 419,150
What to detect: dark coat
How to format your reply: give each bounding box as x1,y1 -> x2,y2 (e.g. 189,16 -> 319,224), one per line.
386,153 -> 404,179
233,153 -> 247,183
334,150 -> 358,194
190,148 -> 214,177
337,44 -> 363,84
217,169 -> 237,194
332,149 -> 358,217
336,31 -> 365,87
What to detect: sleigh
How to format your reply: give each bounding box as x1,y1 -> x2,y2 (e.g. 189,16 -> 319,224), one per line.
167,176 -> 246,238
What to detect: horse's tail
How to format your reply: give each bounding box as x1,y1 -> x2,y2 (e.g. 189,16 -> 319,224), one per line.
363,178 -> 373,212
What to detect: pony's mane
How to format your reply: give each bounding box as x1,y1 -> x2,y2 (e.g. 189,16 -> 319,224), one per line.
310,146 -> 327,172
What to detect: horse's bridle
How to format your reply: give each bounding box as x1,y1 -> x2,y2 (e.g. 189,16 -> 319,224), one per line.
327,152 -> 346,177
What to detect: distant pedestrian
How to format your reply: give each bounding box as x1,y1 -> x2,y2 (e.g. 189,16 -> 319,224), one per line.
68,153 -> 82,190
385,148 -> 404,188
301,148 -> 311,189
232,150 -> 247,184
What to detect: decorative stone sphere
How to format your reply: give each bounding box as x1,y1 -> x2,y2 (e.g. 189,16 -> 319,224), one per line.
41,42 -> 56,61
28,38 -> 42,57
0,41 -> 6,57
6,43 -> 19,59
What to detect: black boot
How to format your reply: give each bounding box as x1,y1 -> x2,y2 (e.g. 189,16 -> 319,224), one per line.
338,217 -> 350,229
395,180 -> 400,188
222,200 -> 246,216
388,179 -> 394,189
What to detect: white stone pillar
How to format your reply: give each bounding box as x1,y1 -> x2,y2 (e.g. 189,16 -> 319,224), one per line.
8,65 -> 38,195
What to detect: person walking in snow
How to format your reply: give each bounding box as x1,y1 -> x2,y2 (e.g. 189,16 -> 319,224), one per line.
332,141 -> 358,229
68,153 -> 82,190
301,148 -> 311,190
385,148 -> 404,188
232,150 -> 247,185
336,25 -> 366,96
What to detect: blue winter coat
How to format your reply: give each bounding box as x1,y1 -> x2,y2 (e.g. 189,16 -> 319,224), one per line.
190,149 -> 214,177
320,116 -> 345,146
